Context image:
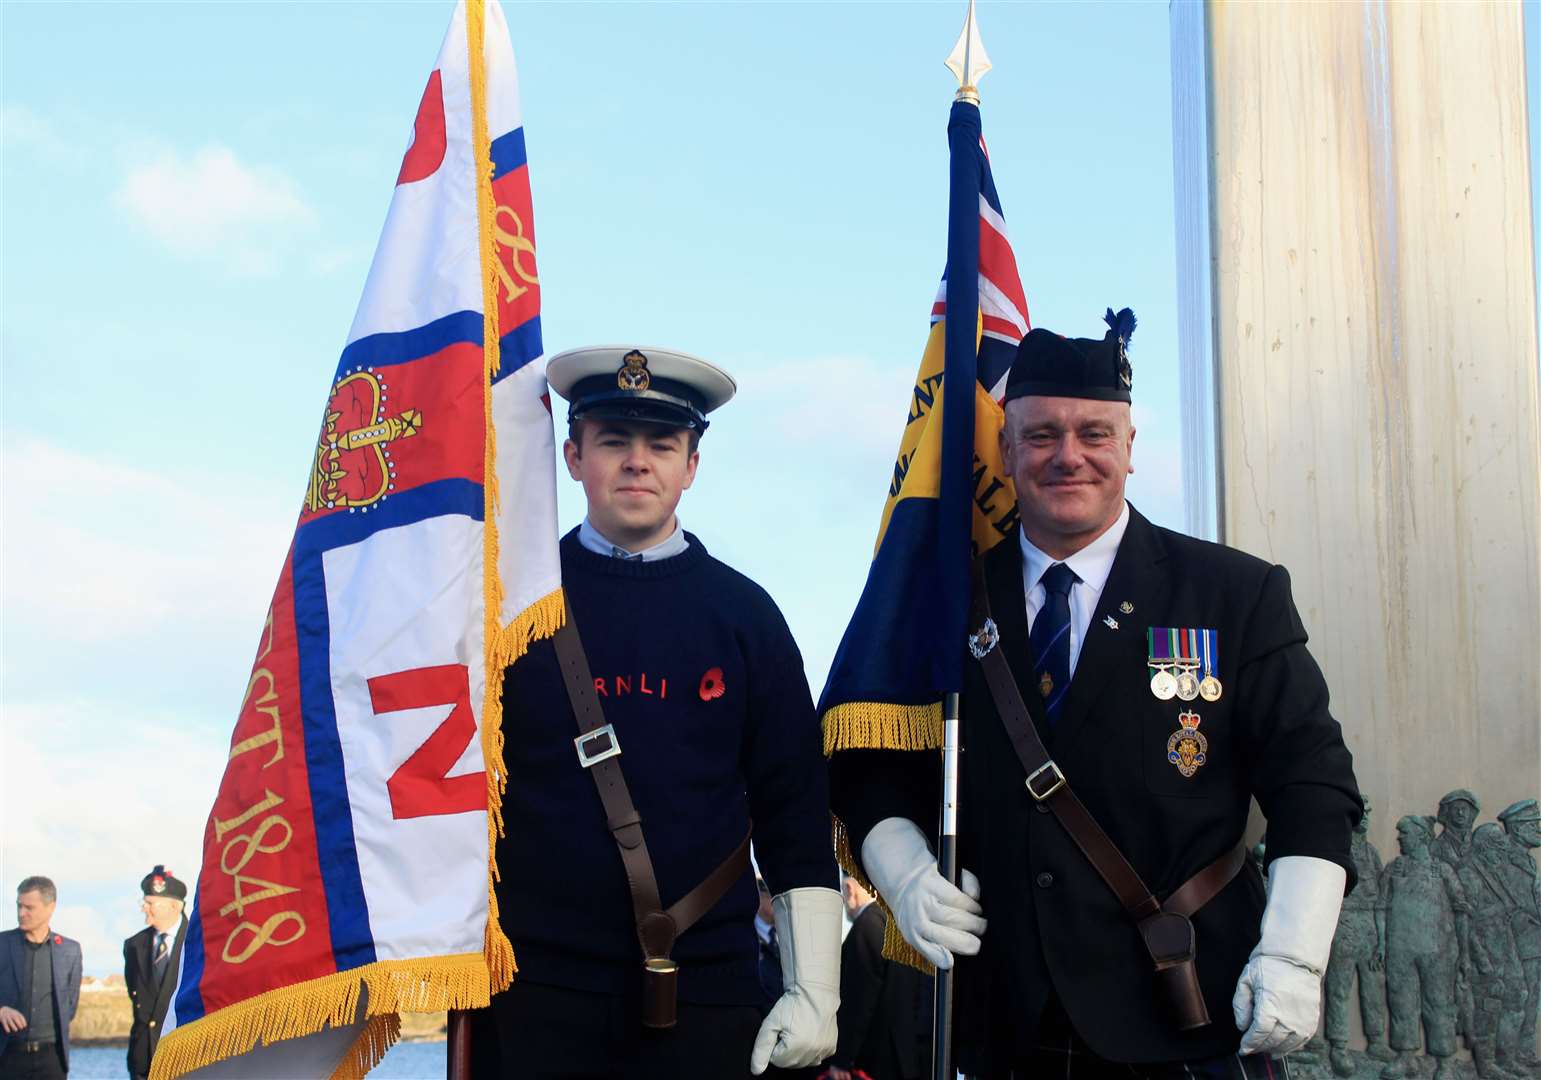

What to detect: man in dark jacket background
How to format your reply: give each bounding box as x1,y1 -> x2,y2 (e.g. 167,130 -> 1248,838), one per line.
0,876 -> 82,1080
123,866 -> 188,1080
824,874 -> 930,1080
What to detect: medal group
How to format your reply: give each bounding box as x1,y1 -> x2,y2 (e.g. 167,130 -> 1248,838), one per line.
1147,627 -> 1221,778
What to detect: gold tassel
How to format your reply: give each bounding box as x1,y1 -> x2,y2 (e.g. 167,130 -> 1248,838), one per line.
151,954 -> 491,1080
822,700 -> 942,756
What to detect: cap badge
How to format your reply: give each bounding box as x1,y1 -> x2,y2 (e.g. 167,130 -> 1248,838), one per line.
617,350 -> 651,393
152,876 -> 166,894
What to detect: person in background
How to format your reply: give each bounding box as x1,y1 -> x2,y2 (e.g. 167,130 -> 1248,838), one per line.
124,866 -> 189,1080
756,875 -> 784,1010
0,876 -> 82,1080
823,874 -> 931,1080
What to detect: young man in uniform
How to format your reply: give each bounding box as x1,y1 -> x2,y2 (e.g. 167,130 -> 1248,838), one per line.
831,313 -> 1362,1076
476,346 -> 841,1078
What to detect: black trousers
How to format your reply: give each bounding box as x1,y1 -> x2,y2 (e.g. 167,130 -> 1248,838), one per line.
999,998 -> 1293,1080
0,1041 -> 67,1080
471,979 -> 763,1079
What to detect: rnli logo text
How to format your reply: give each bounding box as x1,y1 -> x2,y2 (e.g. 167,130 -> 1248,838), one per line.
593,673 -> 668,699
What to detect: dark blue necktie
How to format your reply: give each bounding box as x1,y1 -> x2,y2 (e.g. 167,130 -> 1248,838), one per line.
1029,562 -> 1079,725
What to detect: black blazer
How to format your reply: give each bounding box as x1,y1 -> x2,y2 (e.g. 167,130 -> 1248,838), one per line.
831,903 -> 931,1080
832,508 -> 1361,1070
123,918 -> 186,1078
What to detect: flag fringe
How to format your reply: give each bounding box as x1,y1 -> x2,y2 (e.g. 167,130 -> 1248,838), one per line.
328,1012 -> 401,1080
822,699 -> 943,756
150,954 -> 488,1080
467,0 -> 536,998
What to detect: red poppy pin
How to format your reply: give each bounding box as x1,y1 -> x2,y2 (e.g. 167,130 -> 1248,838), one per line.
52,935 -> 62,945
699,667 -> 725,701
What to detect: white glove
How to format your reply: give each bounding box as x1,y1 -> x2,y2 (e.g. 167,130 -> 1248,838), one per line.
859,816 -> 985,970
1232,854 -> 1346,1056
750,886 -> 841,1074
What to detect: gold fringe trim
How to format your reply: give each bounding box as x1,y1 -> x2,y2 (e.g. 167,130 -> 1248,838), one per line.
150,954 -> 489,1080
465,0 -> 525,996
831,812 -> 935,975
881,912 -> 935,974
328,1012 -> 400,1080
822,699 -> 943,756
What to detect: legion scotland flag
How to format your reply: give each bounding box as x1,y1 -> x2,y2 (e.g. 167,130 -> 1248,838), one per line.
820,99 -> 1029,958
153,3 -> 560,1076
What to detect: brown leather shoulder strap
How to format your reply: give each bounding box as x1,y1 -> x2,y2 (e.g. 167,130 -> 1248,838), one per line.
970,563 -> 1162,921
550,600 -> 750,959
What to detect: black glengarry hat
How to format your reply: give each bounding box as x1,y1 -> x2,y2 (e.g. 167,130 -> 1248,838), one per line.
1003,307 -> 1136,404
141,865 -> 187,901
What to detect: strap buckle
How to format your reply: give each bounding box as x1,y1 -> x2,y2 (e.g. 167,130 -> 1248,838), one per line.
1025,760 -> 1066,802
575,725 -> 622,768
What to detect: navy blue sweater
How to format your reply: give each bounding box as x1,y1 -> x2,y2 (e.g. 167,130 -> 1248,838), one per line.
496,530 -> 835,1005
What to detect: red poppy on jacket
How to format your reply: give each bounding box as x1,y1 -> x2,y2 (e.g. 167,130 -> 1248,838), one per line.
699,667 -> 725,701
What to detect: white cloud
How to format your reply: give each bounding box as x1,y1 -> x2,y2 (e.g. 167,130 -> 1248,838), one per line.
1,436 -> 296,646
0,104 -> 92,167
114,145 -> 316,274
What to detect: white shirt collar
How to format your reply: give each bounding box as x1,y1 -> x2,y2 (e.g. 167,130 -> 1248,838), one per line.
578,517 -> 690,562
1018,501 -> 1130,596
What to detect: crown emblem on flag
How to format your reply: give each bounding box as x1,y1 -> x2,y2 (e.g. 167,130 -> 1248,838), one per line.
305,367 -> 423,514
616,350 -> 651,392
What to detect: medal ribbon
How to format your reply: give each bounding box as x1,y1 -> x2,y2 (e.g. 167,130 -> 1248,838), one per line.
1201,629 -> 1218,677
1148,628 -> 1174,669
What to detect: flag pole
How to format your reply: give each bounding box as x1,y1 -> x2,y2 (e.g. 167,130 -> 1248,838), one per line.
936,6 -> 991,1079
447,1010 -> 471,1079
934,690 -> 961,1080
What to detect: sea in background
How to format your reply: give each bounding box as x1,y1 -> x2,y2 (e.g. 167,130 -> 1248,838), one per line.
68,1041 -> 446,1079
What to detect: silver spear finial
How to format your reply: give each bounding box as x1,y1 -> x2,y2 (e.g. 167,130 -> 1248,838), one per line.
944,0 -> 992,104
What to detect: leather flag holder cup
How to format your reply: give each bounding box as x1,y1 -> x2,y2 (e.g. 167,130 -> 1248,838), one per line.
552,600 -> 751,1028
970,565 -> 1245,1031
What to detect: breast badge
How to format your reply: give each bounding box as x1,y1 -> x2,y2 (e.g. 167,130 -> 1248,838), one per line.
967,617 -> 999,660
1166,710 -> 1208,778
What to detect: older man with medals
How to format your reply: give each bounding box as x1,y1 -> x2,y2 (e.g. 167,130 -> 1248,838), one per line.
830,310 -> 1363,1076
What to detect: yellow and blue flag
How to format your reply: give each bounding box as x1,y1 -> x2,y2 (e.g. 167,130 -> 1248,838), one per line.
821,98 -> 1028,853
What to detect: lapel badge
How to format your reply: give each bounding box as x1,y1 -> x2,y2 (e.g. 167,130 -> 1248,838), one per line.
967,617 -> 999,660
1119,601 -> 1134,615
1166,710 -> 1208,778
617,349 -> 651,392
1103,615 -> 1119,631
1038,672 -> 1053,698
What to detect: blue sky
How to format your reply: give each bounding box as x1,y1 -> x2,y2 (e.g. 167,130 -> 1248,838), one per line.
2,1 -> 1534,976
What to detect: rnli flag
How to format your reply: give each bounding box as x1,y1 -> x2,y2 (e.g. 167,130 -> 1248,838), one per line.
820,99 -> 1028,869
153,3 -> 560,1076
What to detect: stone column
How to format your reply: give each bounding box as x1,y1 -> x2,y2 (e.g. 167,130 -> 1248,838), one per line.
1171,0 -> 1539,852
